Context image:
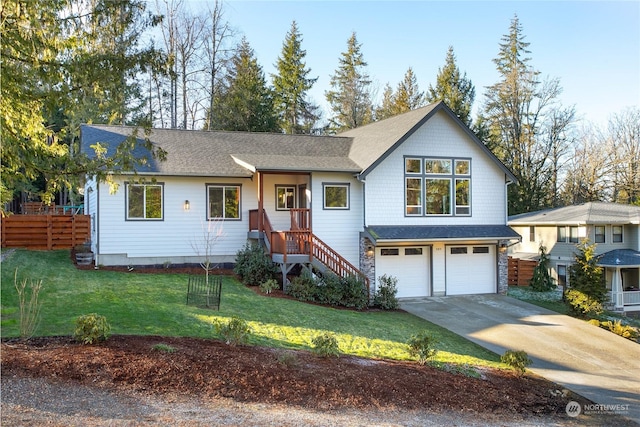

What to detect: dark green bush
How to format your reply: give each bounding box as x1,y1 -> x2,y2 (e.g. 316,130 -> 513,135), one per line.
565,289 -> 603,318
340,275 -> 368,310
74,313 -> 111,344
234,242 -> 277,286
373,274 -> 399,310
501,350 -> 532,375
311,332 -> 340,357
530,245 -> 555,292
215,316 -> 251,346
315,273 -> 343,306
407,331 -> 438,365
286,272 -> 316,301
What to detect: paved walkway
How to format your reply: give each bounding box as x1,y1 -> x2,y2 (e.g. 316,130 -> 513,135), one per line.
401,295 -> 640,425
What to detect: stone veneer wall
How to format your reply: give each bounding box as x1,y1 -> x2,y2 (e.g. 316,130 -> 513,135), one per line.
359,236 -> 376,295
498,240 -> 509,294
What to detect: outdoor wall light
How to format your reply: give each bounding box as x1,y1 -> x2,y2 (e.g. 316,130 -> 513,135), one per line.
366,244 -> 374,257
184,200 -> 190,211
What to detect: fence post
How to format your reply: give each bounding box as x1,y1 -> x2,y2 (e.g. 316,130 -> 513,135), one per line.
47,215 -> 53,250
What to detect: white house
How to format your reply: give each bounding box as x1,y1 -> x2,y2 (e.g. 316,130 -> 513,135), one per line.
508,202 -> 640,312
82,101 -> 520,298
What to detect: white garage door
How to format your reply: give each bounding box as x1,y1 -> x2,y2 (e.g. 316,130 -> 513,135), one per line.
376,247 -> 430,298
446,245 -> 496,295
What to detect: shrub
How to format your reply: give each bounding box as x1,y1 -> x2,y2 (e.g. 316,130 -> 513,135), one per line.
530,245 -> 555,292
341,275 -> 368,310
74,313 -> 111,344
152,343 -> 177,353
600,320 -> 639,342
501,350 -> 532,375
565,289 -> 603,318
407,331 -> 438,365
568,240 -> 606,302
13,269 -> 43,339
259,279 -> 279,295
315,273 -> 343,306
286,272 -> 316,301
215,316 -> 251,346
234,242 -> 277,286
373,274 -> 399,310
311,332 -> 340,357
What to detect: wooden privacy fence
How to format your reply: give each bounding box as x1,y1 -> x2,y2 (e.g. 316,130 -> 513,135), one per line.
508,257 -> 538,286
1,214 -> 90,250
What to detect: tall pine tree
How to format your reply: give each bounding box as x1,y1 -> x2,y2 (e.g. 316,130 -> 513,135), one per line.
426,46 -> 475,125
325,32 -> 373,132
212,38 -> 278,132
271,21 -> 319,134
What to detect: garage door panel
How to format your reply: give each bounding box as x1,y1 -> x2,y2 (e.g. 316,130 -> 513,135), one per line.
376,247 -> 430,298
446,245 -> 495,295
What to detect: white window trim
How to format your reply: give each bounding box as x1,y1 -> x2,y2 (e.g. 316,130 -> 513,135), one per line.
322,183 -> 350,210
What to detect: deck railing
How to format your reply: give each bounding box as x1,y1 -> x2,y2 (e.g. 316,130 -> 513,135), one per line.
623,290 -> 640,306
248,209 -> 369,295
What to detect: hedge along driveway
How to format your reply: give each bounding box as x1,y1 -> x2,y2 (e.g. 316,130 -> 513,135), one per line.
1,250 -> 501,367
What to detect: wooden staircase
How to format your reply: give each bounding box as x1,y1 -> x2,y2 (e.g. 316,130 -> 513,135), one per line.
249,209 -> 370,295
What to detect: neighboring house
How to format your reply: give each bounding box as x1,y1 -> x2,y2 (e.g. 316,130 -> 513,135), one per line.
81,101 -> 520,298
508,202 -> 640,312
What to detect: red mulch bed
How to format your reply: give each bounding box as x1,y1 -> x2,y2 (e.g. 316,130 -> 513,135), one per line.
2,334 -> 585,418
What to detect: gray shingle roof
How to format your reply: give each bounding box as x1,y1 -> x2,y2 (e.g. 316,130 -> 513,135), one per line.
508,202 -> 640,225
80,101 -> 516,180
598,249 -> 640,267
365,225 -> 521,243
81,125 -> 356,176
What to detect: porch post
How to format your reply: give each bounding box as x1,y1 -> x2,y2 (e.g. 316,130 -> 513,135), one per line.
612,267 -> 623,309
258,171 -> 263,233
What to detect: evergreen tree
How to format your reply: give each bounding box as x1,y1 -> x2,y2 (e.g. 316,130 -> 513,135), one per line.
213,38 -> 279,132
568,240 -> 606,302
375,68 -> 424,120
325,32 -> 374,132
272,21 -> 319,134
1,0 -> 163,208
480,15 -> 574,215
394,67 -> 426,113
375,84 -> 396,121
530,245 -> 555,292
426,46 -> 475,125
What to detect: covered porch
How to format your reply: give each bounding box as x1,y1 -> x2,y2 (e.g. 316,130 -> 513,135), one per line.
599,249 -> 640,312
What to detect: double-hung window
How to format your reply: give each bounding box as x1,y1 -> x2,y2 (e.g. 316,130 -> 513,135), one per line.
405,156 -> 471,216
594,225 -> 605,243
612,225 -> 623,243
207,184 -> 240,220
126,183 -> 163,220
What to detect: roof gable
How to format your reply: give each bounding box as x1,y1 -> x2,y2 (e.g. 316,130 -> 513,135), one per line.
339,101 -> 516,182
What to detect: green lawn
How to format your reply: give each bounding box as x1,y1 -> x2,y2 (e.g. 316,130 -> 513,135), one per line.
1,249 -> 502,368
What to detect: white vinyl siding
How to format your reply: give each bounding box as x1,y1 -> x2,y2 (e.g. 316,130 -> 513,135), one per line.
96,176 -> 255,263
311,172 -> 363,267
365,110 -> 508,226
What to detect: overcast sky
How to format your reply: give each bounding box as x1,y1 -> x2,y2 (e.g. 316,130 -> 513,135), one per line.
188,0 -> 639,127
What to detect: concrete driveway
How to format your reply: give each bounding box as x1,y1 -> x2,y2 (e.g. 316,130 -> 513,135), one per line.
401,295 -> 640,424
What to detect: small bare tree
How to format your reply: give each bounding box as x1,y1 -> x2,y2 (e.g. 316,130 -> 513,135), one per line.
190,219 -> 224,285
14,269 -> 43,339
